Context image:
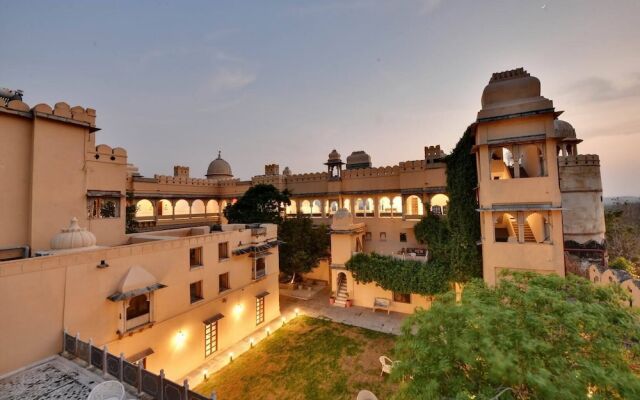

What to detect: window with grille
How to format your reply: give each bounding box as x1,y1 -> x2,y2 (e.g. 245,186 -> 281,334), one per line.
256,296 -> 265,325
204,320 -> 218,357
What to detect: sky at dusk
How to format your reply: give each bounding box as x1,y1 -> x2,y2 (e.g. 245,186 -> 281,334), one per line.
1,0 -> 639,196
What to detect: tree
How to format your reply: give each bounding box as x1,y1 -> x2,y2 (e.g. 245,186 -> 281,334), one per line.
610,256 -> 637,276
278,216 -> 329,283
393,272 -> 640,400
224,184 -> 290,224
606,204 -> 640,265
125,195 -> 138,234
444,124 -> 482,282
413,212 -> 450,262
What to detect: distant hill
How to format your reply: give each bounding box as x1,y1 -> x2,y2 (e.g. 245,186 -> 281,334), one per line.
604,197 -> 640,207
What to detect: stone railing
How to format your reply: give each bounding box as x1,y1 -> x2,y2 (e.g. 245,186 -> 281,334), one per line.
63,331 -> 212,400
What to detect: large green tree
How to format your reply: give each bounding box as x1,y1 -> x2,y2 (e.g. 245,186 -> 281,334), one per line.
278,216 -> 330,283
393,273 -> 640,400
224,184 -> 290,224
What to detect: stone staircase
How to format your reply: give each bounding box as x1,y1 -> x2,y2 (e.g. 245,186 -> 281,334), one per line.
334,275 -> 348,307
509,216 -> 536,243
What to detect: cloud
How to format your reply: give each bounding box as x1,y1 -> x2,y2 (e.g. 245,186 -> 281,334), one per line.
566,75 -> 640,103
209,67 -> 256,92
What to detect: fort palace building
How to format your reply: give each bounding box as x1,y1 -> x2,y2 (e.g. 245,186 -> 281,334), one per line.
1,68 -> 627,390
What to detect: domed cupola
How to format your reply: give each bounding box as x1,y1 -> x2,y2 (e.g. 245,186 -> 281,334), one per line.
50,217 -> 97,250
346,151 -> 372,170
206,151 -> 233,179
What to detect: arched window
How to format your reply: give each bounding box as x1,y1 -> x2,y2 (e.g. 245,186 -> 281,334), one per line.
406,195 -> 424,218
391,196 -> 402,217
379,197 -> 392,217
364,198 -> 374,217
135,199 -> 154,218
126,294 -> 150,320
329,201 -> 339,215
286,200 -> 297,215
220,200 -> 228,214
430,194 -> 449,215
157,199 -> 173,216
355,198 -> 365,217
174,199 -> 190,216
300,200 -> 312,215
191,199 -> 205,215
343,199 -> 351,212
311,200 -> 322,217
206,199 -> 219,214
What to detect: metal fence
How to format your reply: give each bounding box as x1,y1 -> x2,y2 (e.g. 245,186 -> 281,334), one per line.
63,331 -> 211,400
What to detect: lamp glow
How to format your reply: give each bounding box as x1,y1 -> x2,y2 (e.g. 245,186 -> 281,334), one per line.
249,337 -> 254,348
266,327 -> 270,336
203,369 -> 208,380
229,352 -> 234,362
294,308 -> 299,316
282,316 -> 286,326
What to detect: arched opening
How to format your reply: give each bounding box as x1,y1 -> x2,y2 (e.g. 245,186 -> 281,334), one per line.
525,212 -> 549,243
300,200 -> 312,215
157,199 -> 173,216
191,199 -> 205,215
220,200 -> 228,213
355,198 -> 365,217
430,194 -> 449,215
364,198 -> 374,217
206,199 -> 219,214
311,200 -> 322,217
379,197 -> 392,217
174,199 -> 190,216
286,200 -> 297,215
135,199 -> 154,218
391,196 -> 402,217
406,195 -> 424,219
337,272 -> 347,292
328,201 -> 339,215
343,199 -> 351,212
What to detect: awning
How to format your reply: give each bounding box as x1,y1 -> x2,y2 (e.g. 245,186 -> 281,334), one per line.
87,190 -> 124,198
233,239 -> 280,256
126,348 -> 154,363
256,291 -> 270,298
107,283 -> 167,302
203,313 -> 224,325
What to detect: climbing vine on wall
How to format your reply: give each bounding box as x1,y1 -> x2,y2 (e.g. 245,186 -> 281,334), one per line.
345,253 -> 451,295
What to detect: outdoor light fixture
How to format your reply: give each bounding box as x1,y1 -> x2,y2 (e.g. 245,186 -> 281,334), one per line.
97,260 -> 109,269
229,352 -> 234,362
266,327 -> 270,336
249,337 -> 254,348
282,317 -> 286,326
203,369 -> 208,380
294,308 -> 299,317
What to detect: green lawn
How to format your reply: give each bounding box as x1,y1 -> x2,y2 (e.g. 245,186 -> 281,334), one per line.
195,316 -> 398,400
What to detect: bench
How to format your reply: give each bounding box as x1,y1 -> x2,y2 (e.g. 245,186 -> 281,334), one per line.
372,297 -> 391,314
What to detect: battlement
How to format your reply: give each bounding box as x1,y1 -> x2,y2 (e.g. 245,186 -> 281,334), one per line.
489,67 -> 529,83
173,165 -> 190,178
264,164 -> 280,176
154,174 -> 220,186
341,165 -> 399,179
90,144 -> 127,164
558,154 -> 600,167
398,160 -> 426,171
285,172 -> 329,183
424,145 -> 445,162
1,100 -> 97,126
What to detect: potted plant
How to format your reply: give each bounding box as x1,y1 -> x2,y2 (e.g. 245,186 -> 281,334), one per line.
329,291 -> 336,305
345,293 -> 353,308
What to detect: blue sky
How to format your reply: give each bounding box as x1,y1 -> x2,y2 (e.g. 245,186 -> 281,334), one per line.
2,0 -> 639,195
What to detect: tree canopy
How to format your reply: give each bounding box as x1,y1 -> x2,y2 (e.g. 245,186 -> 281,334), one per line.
278,216 -> 330,282
393,272 -> 640,400
224,184 -> 290,224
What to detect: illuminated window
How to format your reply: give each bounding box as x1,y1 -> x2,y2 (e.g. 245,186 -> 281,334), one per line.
126,294 -> 149,320
204,320 -> 218,357
256,296 -> 265,325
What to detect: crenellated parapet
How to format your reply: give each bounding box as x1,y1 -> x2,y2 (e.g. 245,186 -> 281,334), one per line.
154,174 -> 220,187
558,154 -> 600,167
341,165 -> 399,179
285,172 -> 329,183
399,160 -> 426,172
90,144 -> 127,164
2,100 -> 97,127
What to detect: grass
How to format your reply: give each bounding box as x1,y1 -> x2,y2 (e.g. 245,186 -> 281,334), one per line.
194,316 -> 398,400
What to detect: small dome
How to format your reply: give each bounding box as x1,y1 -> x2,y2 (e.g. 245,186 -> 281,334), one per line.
328,149 -> 341,161
554,120 -> 576,139
283,166 -> 291,176
51,217 -> 97,250
331,208 -> 354,230
206,151 -> 233,178
478,68 -> 553,120
346,151 -> 372,169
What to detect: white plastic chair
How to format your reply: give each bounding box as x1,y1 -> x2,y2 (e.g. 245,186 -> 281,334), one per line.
356,389 -> 379,400
379,356 -> 396,376
87,380 -> 125,400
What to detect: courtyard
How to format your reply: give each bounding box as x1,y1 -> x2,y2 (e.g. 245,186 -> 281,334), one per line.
194,316 -> 398,400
